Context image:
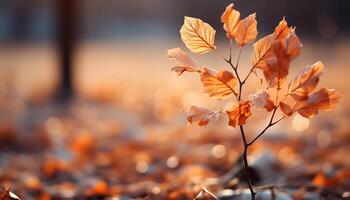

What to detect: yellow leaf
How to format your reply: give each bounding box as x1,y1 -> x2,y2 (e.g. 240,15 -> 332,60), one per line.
226,101 -> 252,128
200,68 -> 237,100
187,106 -> 220,126
221,3 -> 241,39
297,88 -> 340,118
234,13 -> 258,46
288,61 -> 324,101
180,16 -> 216,54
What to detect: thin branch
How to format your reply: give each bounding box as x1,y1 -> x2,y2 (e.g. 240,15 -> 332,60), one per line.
235,47 -> 243,70
248,107 -> 285,146
239,125 -> 256,199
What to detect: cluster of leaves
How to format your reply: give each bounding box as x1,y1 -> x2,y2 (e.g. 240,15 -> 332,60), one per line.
168,3 -> 340,128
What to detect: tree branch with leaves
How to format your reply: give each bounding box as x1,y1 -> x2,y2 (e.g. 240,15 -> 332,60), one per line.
167,3 -> 340,200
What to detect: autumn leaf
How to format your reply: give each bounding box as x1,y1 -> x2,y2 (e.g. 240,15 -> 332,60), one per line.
221,3 -> 241,39
297,88 -> 340,118
283,29 -> 302,60
200,68 -> 237,100
186,106 -> 220,126
226,101 -> 252,128
234,13 -> 258,46
264,30 -> 302,87
279,101 -> 294,116
180,16 -> 216,54
288,61 -> 324,101
249,90 -> 275,111
274,18 -> 291,40
168,47 -> 201,76
252,18 -> 291,72
252,35 -> 275,71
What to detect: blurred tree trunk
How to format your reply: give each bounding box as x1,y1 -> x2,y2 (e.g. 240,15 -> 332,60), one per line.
57,0 -> 77,100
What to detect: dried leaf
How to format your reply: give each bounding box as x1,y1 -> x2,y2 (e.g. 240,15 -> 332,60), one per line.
288,61 -> 324,101
283,29 -> 302,60
200,68 -> 237,100
234,13 -> 258,46
274,18 -> 291,39
180,16 -> 216,54
221,3 -> 241,39
186,106 -> 220,126
171,66 -> 201,76
168,47 -> 197,68
252,18 -> 291,73
297,88 -> 340,118
279,101 -> 294,116
248,90 -> 275,111
252,35 -> 275,71
226,101 -> 252,128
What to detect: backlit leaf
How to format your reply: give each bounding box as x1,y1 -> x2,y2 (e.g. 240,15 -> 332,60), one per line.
200,68 -> 237,100
168,47 -> 201,76
226,100 -> 252,128
234,13 -> 258,46
186,106 -> 220,126
180,16 -> 216,54
297,88 -> 340,118
221,3 -> 241,39
288,61 -> 324,101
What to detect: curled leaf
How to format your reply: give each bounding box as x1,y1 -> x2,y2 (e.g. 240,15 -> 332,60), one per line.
168,47 -> 200,76
252,17 -> 292,70
274,18 -> 291,39
200,68 -> 237,100
180,16 -> 216,54
297,88 -> 340,118
168,47 -> 197,68
234,13 -> 258,46
171,66 -> 201,76
249,90 -> 275,111
221,3 -> 241,39
226,100 -> 252,128
288,61 -> 324,101
283,29 -> 302,60
186,106 -> 220,126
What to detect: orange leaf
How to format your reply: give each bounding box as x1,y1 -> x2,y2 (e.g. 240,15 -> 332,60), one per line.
252,18 -> 291,75
186,106 -> 220,126
200,68 -> 237,100
279,101 -> 294,116
297,88 -> 340,118
221,3 -> 241,39
288,61 -> 324,101
283,29 -> 302,60
274,18 -> 291,40
180,16 -> 216,54
168,47 -> 201,76
226,101 -> 252,128
248,90 -> 275,111
234,13 -> 258,46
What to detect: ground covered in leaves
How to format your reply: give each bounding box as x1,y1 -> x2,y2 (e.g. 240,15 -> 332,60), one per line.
0,97 -> 349,200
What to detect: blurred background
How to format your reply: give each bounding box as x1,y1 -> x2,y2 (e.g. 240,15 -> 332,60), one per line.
0,0 -> 349,199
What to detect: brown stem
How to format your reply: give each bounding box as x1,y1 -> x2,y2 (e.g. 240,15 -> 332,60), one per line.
239,125 -> 256,200
224,51 -> 256,199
